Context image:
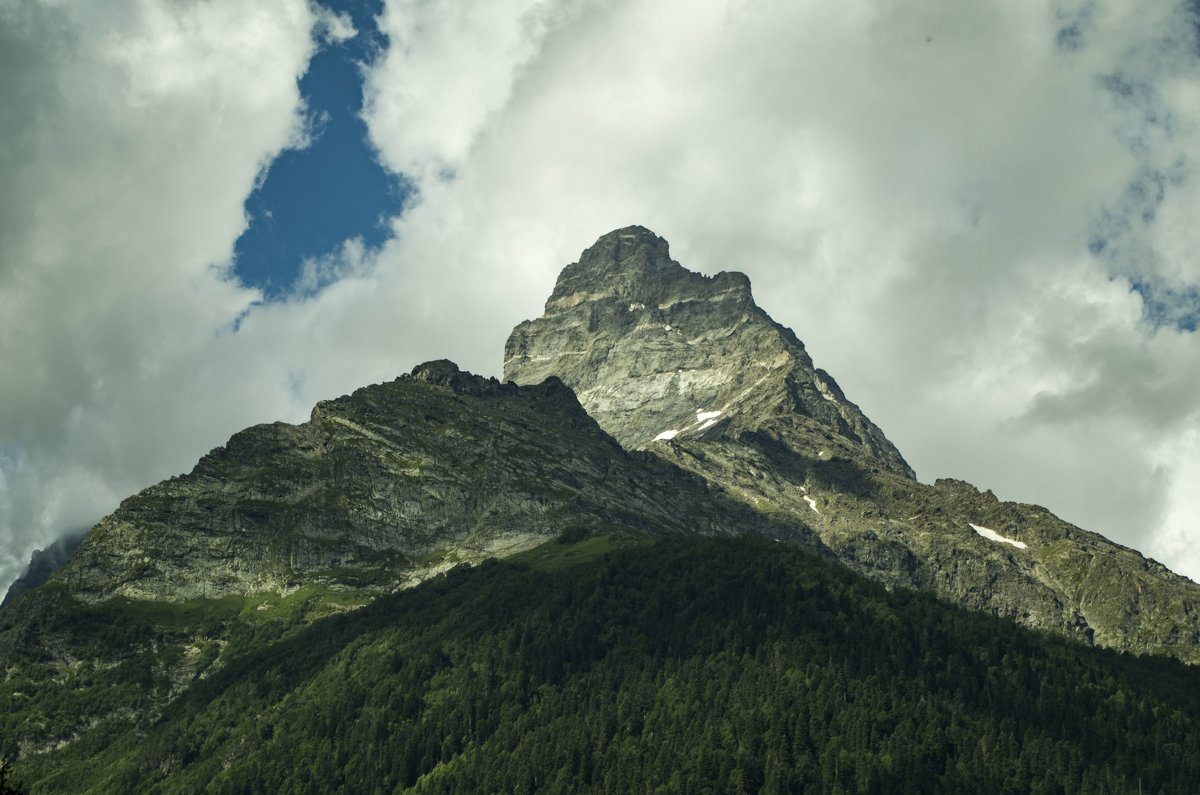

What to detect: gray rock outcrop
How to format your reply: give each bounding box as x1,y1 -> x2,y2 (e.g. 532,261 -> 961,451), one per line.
506,226 -> 914,476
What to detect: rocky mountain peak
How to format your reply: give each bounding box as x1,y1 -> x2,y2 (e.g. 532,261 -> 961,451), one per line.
571,225 -> 672,278
503,227 -> 1200,663
563,225 -> 674,284
405,359 -> 516,399
547,225 -> 753,313
409,358 -> 471,386
506,227 -> 914,478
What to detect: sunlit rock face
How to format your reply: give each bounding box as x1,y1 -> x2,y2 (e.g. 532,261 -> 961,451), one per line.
507,227 -> 1200,663
506,225 -> 914,477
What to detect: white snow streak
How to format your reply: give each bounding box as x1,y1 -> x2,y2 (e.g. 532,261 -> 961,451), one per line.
696,410 -> 722,423
804,495 -> 819,513
969,523 -> 1027,550
653,429 -> 680,441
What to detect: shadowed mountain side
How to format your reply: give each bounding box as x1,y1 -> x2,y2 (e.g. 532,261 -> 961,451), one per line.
11,536 -> 1200,793
1,530 -> 87,608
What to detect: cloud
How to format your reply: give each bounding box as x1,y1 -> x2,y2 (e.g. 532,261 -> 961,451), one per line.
352,0 -> 1200,577
0,0 -> 322,592
315,6 -> 357,45
4,0 -> 1200,597
363,0 -> 569,182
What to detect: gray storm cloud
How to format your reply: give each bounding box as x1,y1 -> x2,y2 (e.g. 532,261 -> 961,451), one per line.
3,0 -> 1200,596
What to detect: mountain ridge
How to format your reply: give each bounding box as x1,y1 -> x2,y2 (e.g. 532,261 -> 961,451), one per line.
42,358 -> 810,608
5,226 -> 1199,663
506,225 -> 1200,662
1,530 -> 86,608
4,226 -> 1198,664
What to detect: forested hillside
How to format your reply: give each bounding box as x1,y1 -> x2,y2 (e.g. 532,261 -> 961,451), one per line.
9,535 -> 1200,793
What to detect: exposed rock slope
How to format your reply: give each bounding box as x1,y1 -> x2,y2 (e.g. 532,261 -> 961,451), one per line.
506,226 -> 914,477
506,226 -> 1200,663
45,359 -> 807,605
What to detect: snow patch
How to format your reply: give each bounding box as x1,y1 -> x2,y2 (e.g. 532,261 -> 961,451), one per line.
970,523 -> 1027,550
803,495 -> 819,513
628,302 -> 645,311
697,419 -> 718,431
696,410 -> 722,423
653,429 -> 680,441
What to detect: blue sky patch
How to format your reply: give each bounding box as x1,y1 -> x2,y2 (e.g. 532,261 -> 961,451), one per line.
232,0 -> 407,299
1128,277 -> 1200,333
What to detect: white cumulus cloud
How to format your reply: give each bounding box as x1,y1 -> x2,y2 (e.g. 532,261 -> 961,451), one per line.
0,0 -> 323,592
4,0 -> 1200,598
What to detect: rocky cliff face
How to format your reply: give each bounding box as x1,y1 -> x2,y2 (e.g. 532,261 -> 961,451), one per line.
506,226 -> 1200,663
45,359 -> 808,606
506,226 -> 914,477
7,225 -> 1200,777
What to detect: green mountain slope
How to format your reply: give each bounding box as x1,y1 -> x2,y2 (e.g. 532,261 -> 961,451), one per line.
0,360 -> 812,774
8,536 -> 1200,793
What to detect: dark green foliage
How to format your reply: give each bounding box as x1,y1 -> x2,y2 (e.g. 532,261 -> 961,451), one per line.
0,585 -> 363,772
555,525 -> 592,544
13,536 -> 1200,793
0,759 -> 26,795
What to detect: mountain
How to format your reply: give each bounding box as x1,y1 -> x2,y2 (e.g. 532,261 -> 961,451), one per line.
1,530 -> 85,608
4,225 -> 1200,792
39,359 -> 806,607
0,354 -> 813,776
505,226 -> 912,475
506,226 -> 1200,662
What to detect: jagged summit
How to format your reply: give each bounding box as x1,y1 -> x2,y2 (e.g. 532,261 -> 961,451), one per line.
506,226 -> 914,478
546,225 -> 750,307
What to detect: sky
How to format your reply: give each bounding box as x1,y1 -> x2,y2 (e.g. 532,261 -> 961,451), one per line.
3,0 -> 1200,597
